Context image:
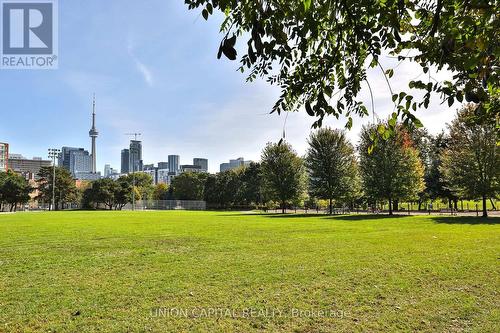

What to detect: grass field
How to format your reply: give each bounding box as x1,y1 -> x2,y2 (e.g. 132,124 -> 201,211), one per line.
0,211 -> 499,332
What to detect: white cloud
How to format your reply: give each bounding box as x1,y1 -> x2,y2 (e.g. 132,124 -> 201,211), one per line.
134,59 -> 154,87
127,37 -> 154,87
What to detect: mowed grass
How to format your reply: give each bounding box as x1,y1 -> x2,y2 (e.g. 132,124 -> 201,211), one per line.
0,211 -> 499,333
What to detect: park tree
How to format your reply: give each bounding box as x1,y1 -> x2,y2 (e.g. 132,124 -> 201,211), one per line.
425,132 -> 458,208
203,173 -> 218,205
92,178 -> 118,210
37,166 -> 77,210
359,123 -> 425,215
0,171 -> 32,212
186,0 -> 498,135
440,105 -> 499,217
119,173 -> 154,201
0,172 -> 6,211
306,128 -> 360,214
153,183 -> 169,200
405,127 -> 434,210
204,170 -> 241,208
114,179 -> 133,210
217,169 -> 241,208
172,172 -> 207,200
236,162 -> 264,207
82,178 -> 132,210
261,142 -> 306,213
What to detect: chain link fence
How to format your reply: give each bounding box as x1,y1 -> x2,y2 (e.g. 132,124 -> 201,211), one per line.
123,200 -> 206,211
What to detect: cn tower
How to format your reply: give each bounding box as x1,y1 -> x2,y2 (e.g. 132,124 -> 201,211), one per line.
89,94 -> 98,173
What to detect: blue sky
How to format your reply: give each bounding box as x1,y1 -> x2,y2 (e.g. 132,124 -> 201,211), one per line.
0,0 -> 456,173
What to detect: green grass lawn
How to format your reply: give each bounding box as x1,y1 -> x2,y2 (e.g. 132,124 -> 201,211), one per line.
0,211 -> 499,332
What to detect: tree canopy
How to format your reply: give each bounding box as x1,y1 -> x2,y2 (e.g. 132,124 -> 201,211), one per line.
37,167 -> 78,210
0,171 -> 32,212
261,142 -> 307,213
440,104 -> 499,217
306,128 -> 360,213
171,172 -> 207,200
119,173 -> 155,201
359,123 -> 425,214
186,0 -> 498,136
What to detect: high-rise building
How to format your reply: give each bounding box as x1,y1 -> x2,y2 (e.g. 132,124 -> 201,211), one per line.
157,168 -> 170,184
59,147 -> 92,176
70,149 -> 92,175
193,158 -> 208,172
8,154 -> 51,179
180,165 -> 202,173
59,147 -> 79,170
220,163 -> 230,172
0,142 -> 8,172
129,140 -> 143,172
89,95 -> 98,173
220,157 -> 252,172
230,158 -> 244,169
104,164 -> 111,177
121,149 -> 130,174
143,164 -> 157,185
103,164 -> 118,178
168,155 -> 180,174
74,172 -> 101,181
157,162 -> 169,170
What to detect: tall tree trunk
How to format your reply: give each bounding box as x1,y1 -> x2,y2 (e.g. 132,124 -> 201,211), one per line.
388,198 -> 393,215
393,199 -> 399,212
282,201 -> 285,214
482,195 -> 488,217
329,198 -> 333,215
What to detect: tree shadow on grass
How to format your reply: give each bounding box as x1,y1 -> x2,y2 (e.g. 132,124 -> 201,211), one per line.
430,216 -> 500,225
325,214 -> 411,221
214,213 -> 324,218
256,213 -> 410,221
264,213 -> 330,219
214,212 -> 412,221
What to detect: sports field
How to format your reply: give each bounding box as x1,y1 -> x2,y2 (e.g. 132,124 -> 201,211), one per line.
0,211 -> 499,332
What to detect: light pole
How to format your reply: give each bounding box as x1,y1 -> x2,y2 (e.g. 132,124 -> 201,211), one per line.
48,148 -> 60,211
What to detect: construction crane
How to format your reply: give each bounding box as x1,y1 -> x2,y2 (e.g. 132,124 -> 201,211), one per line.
124,133 -> 142,141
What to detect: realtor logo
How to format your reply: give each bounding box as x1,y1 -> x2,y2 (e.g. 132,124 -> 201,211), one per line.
1,0 -> 58,69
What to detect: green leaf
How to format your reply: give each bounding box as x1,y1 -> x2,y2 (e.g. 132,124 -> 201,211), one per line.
226,35 -> 237,47
202,9 -> 208,20
346,117 -> 353,129
413,118 -> 423,128
305,102 -> 314,116
222,46 -> 237,60
303,0 -> 312,12
447,97 -> 454,107
388,117 -> 396,127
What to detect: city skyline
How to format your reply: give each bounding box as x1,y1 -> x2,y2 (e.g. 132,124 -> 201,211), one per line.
0,0 -> 457,174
